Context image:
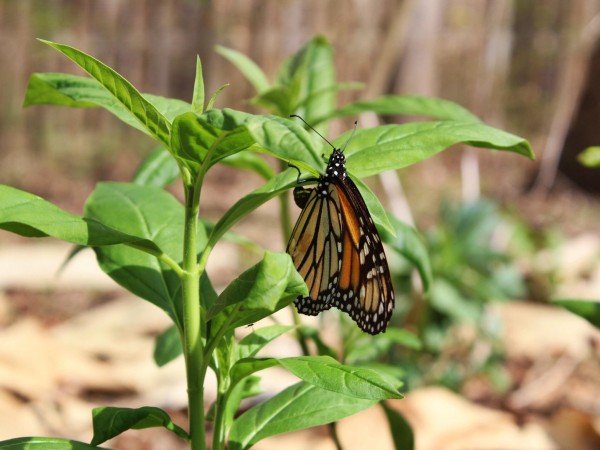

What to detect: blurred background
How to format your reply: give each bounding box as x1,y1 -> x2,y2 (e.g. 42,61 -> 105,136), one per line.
1,1 -> 600,449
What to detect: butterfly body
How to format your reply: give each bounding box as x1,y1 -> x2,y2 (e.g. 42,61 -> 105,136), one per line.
287,149 -> 395,335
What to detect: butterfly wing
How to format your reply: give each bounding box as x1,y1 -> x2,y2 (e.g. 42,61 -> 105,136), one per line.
333,175 -> 395,334
287,182 -> 343,315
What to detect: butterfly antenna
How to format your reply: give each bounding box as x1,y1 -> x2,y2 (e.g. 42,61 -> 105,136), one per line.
341,120 -> 358,153
290,114 -> 335,150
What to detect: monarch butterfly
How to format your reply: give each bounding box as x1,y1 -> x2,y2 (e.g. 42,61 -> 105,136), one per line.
286,117 -> 395,335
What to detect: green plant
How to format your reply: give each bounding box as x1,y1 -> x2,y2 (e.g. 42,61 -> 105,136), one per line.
0,36 -> 533,450
386,199 -> 528,391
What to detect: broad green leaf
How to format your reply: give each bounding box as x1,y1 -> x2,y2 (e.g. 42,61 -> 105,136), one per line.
184,108 -> 321,171
316,95 -> 480,124
381,214 -> 432,292
132,144 -> 273,186
207,169 -> 297,247
84,182 -> 205,321
578,146 -> 600,168
215,45 -> 270,93
552,298 -> 600,328
24,73 -> 191,128
39,40 -> 172,147
84,182 -> 192,260
191,55 -> 204,114
223,376 -> 262,437
23,73 -> 98,108
345,329 -> 421,365
208,251 -> 306,332
180,108 -> 323,174
381,401 -> 414,450
277,355 -> 402,400
0,185 -> 158,252
230,358 -> 280,386
333,121 -> 534,178
237,325 -> 296,359
351,175 -> 394,235
0,437 -> 109,449
170,111 -> 255,174
222,152 -> 274,180
230,355 -> 402,400
229,382 -> 377,450
292,35 -> 335,132
133,147 -> 180,188
250,86 -> 293,116
153,325 -> 183,366
242,112 -> 322,170
91,406 -> 189,446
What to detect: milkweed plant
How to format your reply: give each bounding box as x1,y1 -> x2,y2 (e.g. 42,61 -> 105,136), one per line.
0,36 -> 533,450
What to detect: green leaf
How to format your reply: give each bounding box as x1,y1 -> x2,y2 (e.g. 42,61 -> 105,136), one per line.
552,298 -> 600,328
39,40 -> 173,147
298,82 -> 364,113
24,73 -> 190,127
230,354 -> 402,401
229,382 -> 377,450
133,147 -> 180,188
277,356 -> 403,400
208,251 -> 306,332
230,358 -> 281,386
191,55 -> 204,114
429,279 -> 480,322
221,152 -> 274,180
215,45 -> 270,93
84,182 -> 192,259
318,95 -> 480,124
170,111 -> 255,175
153,325 -> 183,366
244,114 -> 322,171
0,185 -> 158,252
381,214 -> 433,292
578,146 -> 600,168
206,83 -> 229,110
292,36 -> 335,131
344,327 -> 421,365
207,169 -> 297,247
223,376 -> 263,435
334,121 -> 535,178
91,406 -> 189,446
383,328 -> 422,350
23,73 -> 98,108
381,401 -> 414,450
0,437 -> 109,449
299,326 -> 338,359
237,325 -> 295,359
351,176 -> 394,235
178,108 -> 322,172
85,182 -> 205,321
250,86 -> 293,116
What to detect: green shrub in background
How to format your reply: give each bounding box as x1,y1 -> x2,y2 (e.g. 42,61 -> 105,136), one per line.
0,36 -> 533,450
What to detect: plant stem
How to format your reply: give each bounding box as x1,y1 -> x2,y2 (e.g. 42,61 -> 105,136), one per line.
328,422 -> 343,450
211,386 -> 229,450
182,185 -> 205,450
